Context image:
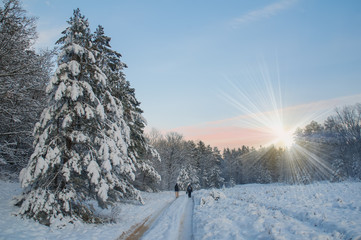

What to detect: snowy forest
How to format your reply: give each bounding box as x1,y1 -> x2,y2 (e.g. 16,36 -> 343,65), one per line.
1,0 -> 361,227
149,102 -> 361,190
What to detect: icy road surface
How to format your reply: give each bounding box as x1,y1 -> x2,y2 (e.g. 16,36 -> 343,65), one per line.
141,193 -> 194,240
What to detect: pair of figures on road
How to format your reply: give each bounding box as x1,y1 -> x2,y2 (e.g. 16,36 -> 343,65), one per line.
174,183 -> 192,198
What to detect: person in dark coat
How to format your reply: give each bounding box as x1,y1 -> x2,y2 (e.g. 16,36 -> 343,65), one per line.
174,183 -> 179,198
186,184 -> 193,198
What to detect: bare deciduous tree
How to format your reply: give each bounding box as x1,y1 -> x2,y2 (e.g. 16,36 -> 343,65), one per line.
0,0 -> 54,173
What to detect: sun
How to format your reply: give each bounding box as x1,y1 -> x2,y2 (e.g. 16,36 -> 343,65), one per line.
272,127 -> 295,148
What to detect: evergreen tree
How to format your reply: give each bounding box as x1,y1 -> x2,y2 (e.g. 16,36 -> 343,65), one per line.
176,140 -> 200,190
207,147 -> 224,188
17,9 -> 140,225
221,148 -> 232,185
194,141 -> 207,188
177,164 -> 200,190
222,148 -> 245,185
92,25 -> 160,192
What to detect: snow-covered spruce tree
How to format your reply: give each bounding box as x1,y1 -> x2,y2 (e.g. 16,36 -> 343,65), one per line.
207,147 -> 224,188
92,25 -> 160,192
17,9 -> 141,226
177,164 -> 200,190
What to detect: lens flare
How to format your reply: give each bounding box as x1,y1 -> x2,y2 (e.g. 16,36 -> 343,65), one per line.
221,62 -> 336,183
221,62 -> 301,148
271,126 -> 294,148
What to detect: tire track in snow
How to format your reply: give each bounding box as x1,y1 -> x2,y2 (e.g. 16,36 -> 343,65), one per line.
179,196 -> 194,240
117,200 -> 174,240
141,194 -> 194,240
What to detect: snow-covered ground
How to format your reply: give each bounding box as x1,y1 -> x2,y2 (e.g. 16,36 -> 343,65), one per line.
193,182 -> 361,240
1,180 -> 361,240
0,180 -> 174,240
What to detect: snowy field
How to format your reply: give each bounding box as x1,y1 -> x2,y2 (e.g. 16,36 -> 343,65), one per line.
1,180 -> 361,240
193,182 -> 361,240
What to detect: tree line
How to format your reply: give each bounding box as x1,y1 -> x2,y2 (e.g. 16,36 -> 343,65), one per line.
149,102 -> 361,190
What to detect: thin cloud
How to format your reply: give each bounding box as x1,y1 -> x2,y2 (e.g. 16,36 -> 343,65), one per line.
207,93 -> 361,128
168,93 -> 361,149
232,0 -> 298,27
34,25 -> 65,49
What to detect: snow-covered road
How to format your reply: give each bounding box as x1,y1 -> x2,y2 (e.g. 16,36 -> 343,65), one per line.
141,193 -> 194,240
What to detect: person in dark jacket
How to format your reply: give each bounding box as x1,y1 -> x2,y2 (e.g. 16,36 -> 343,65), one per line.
186,184 -> 193,198
174,183 -> 179,198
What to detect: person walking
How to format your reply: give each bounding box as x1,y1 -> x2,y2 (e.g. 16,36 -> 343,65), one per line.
186,184 -> 193,198
174,183 -> 179,198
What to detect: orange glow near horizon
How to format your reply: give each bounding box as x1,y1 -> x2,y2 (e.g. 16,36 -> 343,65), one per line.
170,124 -> 295,149
157,92 -> 361,150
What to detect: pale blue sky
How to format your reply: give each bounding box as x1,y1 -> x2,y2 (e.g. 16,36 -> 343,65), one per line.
23,0 -> 361,147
